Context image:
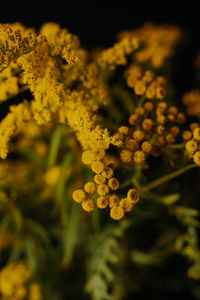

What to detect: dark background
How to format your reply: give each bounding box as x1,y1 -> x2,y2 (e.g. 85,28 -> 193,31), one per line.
1,2 -> 200,49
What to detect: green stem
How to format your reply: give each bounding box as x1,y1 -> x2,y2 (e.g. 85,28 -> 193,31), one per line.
139,164 -> 198,193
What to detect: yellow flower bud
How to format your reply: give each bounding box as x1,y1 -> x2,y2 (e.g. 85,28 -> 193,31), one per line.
126,139 -> 139,151
134,150 -> 146,164
81,198 -> 96,212
72,189 -> 86,203
193,151 -> 200,165
193,127 -> 200,141
97,196 -> 109,209
110,206 -> 124,220
82,150 -> 95,165
182,131 -> 192,141
108,178 -> 119,190
94,174 -> 106,184
97,184 -> 110,196
101,166 -> 114,179
128,113 -> 140,126
127,189 -> 140,203
186,140 -> 198,155
141,141 -> 152,153
133,130 -> 144,142
109,194 -> 120,208
134,79 -> 146,95
120,198 -> 134,212
120,150 -> 133,163
84,182 -> 97,194
91,161 -> 104,174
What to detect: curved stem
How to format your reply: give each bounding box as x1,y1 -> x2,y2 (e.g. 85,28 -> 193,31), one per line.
139,164 -> 199,193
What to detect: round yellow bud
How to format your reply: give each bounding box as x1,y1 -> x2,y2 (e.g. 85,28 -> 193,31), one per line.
101,166 -> 114,179
120,150 -> 133,163
134,80 -> 146,95
133,130 -> 144,142
193,128 -> 200,141
108,178 -> 119,191
109,194 -> 120,208
118,126 -> 130,135
97,184 -> 110,196
170,126 -> 180,137
110,206 -> 124,220
177,113 -> 186,124
97,196 -> 109,209
134,150 -> 146,164
84,182 -> 97,194
166,134 -> 175,145
91,161 -> 104,174
81,198 -> 96,212
82,150 -> 94,165
142,118 -> 154,131
120,198 -> 134,212
157,125 -> 165,134
135,107 -> 145,117
156,86 -> 166,99
182,131 -> 192,141
93,148 -> 105,161
146,85 -> 156,99
126,139 -> 139,151
94,174 -> 106,184
190,123 -> 199,132
168,106 -> 178,116
186,140 -> 198,155
127,189 -> 140,203
193,151 -> 200,166
141,141 -> 152,153
128,114 -> 140,126
144,101 -> 154,112
72,189 -> 86,203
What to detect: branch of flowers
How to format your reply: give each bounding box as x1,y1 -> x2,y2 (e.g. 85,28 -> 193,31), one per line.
139,164 -> 199,193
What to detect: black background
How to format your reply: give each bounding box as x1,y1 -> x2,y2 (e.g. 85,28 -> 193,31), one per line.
1,2 -> 200,49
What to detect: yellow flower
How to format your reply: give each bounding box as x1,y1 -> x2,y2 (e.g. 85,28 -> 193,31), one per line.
84,182 -> 97,194
81,150 -> 95,165
120,150 -> 133,163
81,198 -> 96,212
94,174 -> 106,184
44,166 -> 61,186
193,127 -> 200,141
186,140 -> 198,155
97,196 -> 109,209
134,150 -> 146,164
97,184 -> 110,196
193,151 -> 200,166
108,178 -> 120,191
109,194 -> 120,208
91,161 -> 104,174
110,206 -> 124,220
72,189 -> 86,203
120,198 -> 134,212
127,189 -> 140,203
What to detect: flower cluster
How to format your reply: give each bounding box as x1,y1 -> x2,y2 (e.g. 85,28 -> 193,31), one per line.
185,127 -> 200,166
0,262 -> 42,300
125,65 -> 167,99
118,23 -> 182,67
182,90 -> 200,117
73,146 -> 140,220
117,100 -> 186,165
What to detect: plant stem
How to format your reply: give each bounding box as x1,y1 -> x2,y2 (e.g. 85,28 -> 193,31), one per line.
139,164 -> 198,193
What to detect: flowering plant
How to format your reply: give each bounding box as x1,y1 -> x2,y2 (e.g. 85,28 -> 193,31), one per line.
0,22 -> 199,300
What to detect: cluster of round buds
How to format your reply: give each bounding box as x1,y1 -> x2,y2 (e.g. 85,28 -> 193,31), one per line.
185,125 -> 200,166
125,64 -> 167,99
72,146 -> 140,220
116,101 -> 186,164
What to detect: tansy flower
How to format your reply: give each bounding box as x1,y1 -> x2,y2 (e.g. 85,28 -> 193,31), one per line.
127,189 -> 140,203
120,150 -> 133,163
91,161 -> 104,174
193,127 -> 200,141
193,151 -> 200,166
97,184 -> 110,196
108,178 -> 120,190
81,198 -> 96,212
84,182 -> 97,194
186,140 -> 198,155
120,198 -> 134,212
134,150 -> 146,164
82,150 -> 95,165
97,196 -> 109,208
109,194 -> 120,208
72,189 -> 86,203
101,166 -> 114,179
94,174 -> 106,184
110,206 -> 124,220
